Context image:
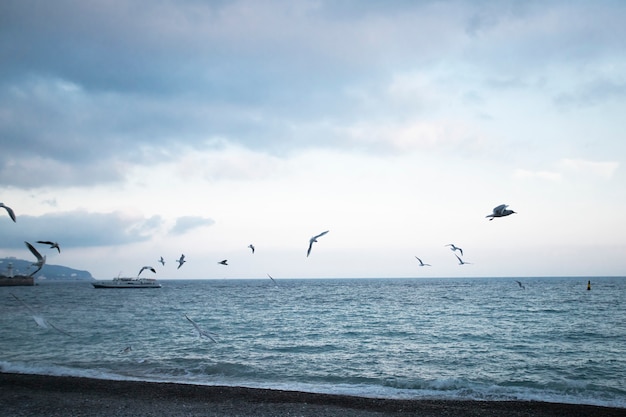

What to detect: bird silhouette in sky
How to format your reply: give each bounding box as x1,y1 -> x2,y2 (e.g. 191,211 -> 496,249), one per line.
138,266 -> 156,276
486,204 -> 516,221
37,241 -> 61,253
307,230 -> 329,257
446,244 -> 463,256
177,254 -> 186,269
0,203 -> 16,222
24,241 -> 46,276
455,254 -> 471,265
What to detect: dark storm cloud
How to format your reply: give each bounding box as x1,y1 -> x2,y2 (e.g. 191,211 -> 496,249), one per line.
0,0 -> 365,188
2,0 -> 626,188
0,210 -> 163,249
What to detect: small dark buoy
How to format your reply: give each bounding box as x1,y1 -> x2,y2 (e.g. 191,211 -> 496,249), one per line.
587,280 -> 591,291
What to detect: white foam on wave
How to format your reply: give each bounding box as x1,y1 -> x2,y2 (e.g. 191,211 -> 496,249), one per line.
2,360 -> 625,409
0,360 -> 139,383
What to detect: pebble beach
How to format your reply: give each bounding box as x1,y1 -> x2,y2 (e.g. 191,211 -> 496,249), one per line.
2,373 -> 625,417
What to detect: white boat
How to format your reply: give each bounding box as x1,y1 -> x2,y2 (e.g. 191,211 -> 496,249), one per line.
92,277 -> 162,289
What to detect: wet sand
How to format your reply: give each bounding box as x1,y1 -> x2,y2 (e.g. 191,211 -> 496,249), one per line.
1,372 -> 624,417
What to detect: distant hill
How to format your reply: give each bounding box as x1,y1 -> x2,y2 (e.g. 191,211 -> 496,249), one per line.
0,257 -> 93,281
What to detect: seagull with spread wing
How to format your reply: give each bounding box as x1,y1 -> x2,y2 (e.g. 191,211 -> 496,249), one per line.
177,254 -> 186,269
446,244 -> 463,256
185,314 -> 217,343
307,230 -> 329,257
267,273 -> 278,286
486,204 -> 516,221
0,203 -> 16,222
138,266 -> 156,277
37,241 -> 61,253
11,293 -> 72,336
455,254 -> 471,265
24,241 -> 46,276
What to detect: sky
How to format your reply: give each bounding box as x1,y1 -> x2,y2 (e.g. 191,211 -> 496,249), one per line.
1,0 -> 625,280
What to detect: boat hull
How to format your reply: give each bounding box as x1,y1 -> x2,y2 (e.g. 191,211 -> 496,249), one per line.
92,278 -> 161,289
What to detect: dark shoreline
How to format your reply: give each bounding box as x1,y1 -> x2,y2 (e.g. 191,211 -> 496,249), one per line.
1,373 -> 624,417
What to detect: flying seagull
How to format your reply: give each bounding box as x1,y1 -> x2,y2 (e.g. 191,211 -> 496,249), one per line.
0,203 -> 16,222
455,254 -> 471,265
415,256 -> 431,266
515,280 -> 526,290
486,204 -> 516,221
138,266 -> 156,276
248,244 -> 255,254
267,273 -> 278,286
446,244 -> 463,256
307,230 -> 329,257
177,254 -> 186,269
10,293 -> 72,337
218,259 -> 228,265
158,256 -> 165,266
37,241 -> 61,253
24,241 -> 46,276
184,314 -> 217,343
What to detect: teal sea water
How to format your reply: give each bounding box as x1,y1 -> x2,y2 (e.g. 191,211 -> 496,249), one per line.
1,277 -> 625,408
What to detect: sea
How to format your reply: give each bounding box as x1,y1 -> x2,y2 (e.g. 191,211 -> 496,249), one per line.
1,276 -> 625,408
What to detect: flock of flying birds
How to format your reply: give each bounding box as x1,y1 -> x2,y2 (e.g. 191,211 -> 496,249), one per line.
141,204 -> 518,280
2,201 -> 517,280
1,202 -> 63,276
3,202 -> 519,342
415,204 -> 517,268
145,230 -> 332,279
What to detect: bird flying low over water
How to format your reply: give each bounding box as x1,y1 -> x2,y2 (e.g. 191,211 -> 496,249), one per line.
248,244 -> 255,254
138,266 -> 156,276
177,254 -> 186,269
515,280 -> 526,290
158,257 -> 165,266
267,273 -> 278,286
24,241 -> 46,276
218,259 -> 228,265
10,293 -> 72,337
184,314 -> 217,343
446,244 -> 463,256
486,204 -> 516,221
415,256 -> 431,266
307,230 -> 329,257
0,203 -> 16,222
37,241 -> 61,253
455,254 -> 471,265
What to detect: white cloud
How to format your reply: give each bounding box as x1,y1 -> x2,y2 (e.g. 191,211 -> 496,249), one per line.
558,158 -> 619,180
514,169 -> 562,182
515,159 -> 619,183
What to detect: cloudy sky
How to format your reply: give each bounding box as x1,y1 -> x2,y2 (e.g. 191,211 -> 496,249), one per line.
1,0 -> 625,280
